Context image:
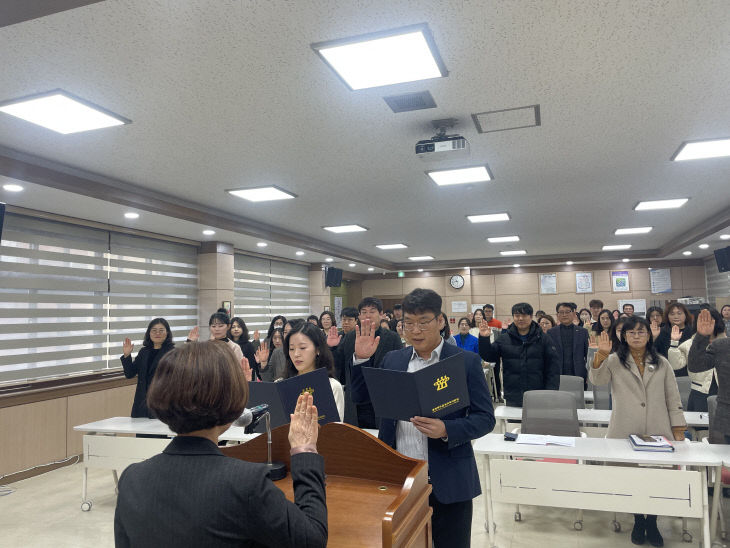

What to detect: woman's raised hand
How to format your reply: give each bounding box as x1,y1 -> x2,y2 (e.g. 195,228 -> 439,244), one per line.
253,329 -> 260,342
187,326 -> 199,341
695,309 -> 715,337
255,340 -> 269,366
122,337 -> 133,357
479,319 -> 492,338
670,324 -> 682,341
597,331 -> 612,355
650,320 -> 661,339
241,357 -> 253,382
288,393 -> 318,450
326,326 -> 341,347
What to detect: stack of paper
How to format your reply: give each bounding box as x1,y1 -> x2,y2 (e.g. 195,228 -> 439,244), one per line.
515,434 -> 576,447
628,434 -> 674,452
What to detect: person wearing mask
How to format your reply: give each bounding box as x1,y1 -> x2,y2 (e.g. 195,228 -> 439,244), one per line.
349,288 -> 494,548
721,305 -> 730,336
284,321 -> 344,420
590,317 -> 685,547
622,303 -> 635,317
114,341 -> 327,547
482,304 -> 504,329
538,314 -> 556,334
589,299 -> 604,322
330,297 -> 403,427
439,312 -> 457,346
478,302 -> 561,407
187,309 -> 247,370
668,307 -> 725,412
548,302 -> 590,383
654,302 -> 695,367
689,309 -> 730,444
454,317 -> 479,354
319,310 -> 336,333
121,318 -> 175,418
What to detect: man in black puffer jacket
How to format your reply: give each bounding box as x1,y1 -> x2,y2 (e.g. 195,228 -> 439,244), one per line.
478,302 -> 561,407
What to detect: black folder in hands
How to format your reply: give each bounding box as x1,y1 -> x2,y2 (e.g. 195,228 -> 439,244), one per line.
362,353 -> 470,421
248,367 -> 340,430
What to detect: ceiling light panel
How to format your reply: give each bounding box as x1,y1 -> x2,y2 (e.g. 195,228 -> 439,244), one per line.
634,199 -> 688,210
0,90 -> 129,134
487,236 -> 520,243
615,227 -> 653,235
698,244 -> 709,249
312,24 -> 447,90
602,244 -> 632,250
427,166 -> 492,186
2,184 -> 23,191
672,138 -> 730,161
467,213 -> 510,223
409,256 -> 434,261
227,186 -> 296,202
721,235 -> 730,240
500,250 -> 526,256
323,225 -> 368,233
376,243 -> 408,250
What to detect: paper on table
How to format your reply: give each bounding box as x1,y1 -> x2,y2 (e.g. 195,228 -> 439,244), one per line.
515,434 -> 576,447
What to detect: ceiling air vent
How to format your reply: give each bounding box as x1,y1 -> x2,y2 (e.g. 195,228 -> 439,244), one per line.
472,104 -> 540,134
383,91 -> 437,113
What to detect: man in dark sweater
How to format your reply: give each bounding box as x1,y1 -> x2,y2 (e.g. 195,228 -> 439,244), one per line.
331,297 -> 403,427
548,302 -> 589,382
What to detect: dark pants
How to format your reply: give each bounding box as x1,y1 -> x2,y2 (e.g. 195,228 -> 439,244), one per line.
356,403 -> 377,429
430,494 -> 472,548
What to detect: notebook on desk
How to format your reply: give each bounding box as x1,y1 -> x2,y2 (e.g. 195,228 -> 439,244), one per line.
629,434 -> 675,452
515,434 -> 576,447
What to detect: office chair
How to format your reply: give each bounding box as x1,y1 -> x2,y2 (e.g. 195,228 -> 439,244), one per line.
559,375 -> 586,408
675,376 -> 691,411
592,383 -> 611,410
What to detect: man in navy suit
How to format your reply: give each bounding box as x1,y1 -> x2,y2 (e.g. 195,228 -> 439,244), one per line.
350,289 -> 495,548
548,302 -> 589,382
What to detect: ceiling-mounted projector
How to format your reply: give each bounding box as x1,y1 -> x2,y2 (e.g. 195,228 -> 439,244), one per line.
415,118 -> 469,158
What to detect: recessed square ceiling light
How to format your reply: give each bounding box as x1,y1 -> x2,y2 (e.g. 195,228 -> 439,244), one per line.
467,213 -> 510,223
227,186 -> 296,202
615,227 -> 653,235
311,24 -> 447,90
500,250 -> 526,256
409,256 -> 434,261
202,229 -> 215,236
0,89 -> 130,134
2,183 -> 23,192
427,166 -> 492,186
672,138 -> 730,161
376,243 -> 408,250
487,235 -> 520,243
602,244 -> 632,251
323,225 -> 368,233
634,198 -> 688,211
698,243 -> 709,249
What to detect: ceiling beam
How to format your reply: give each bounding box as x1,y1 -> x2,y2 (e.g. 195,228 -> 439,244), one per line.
0,0 -> 105,28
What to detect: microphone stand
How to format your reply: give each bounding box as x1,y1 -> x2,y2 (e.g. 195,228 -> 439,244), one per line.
262,412 -> 287,480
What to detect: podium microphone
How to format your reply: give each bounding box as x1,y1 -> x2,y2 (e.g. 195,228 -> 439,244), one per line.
235,404 -> 286,480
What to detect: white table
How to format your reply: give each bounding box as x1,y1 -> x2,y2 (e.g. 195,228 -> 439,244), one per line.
73,417 -> 257,511
474,433 -> 719,548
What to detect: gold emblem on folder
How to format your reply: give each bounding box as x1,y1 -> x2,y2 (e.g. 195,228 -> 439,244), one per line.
434,375 -> 450,391
301,387 -> 314,396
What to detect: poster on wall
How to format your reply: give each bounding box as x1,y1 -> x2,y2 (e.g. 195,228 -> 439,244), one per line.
334,296 -> 342,326
649,268 -> 672,294
472,303 -> 485,313
611,270 -> 630,292
539,273 -> 557,294
575,272 -> 593,293
451,301 -> 468,313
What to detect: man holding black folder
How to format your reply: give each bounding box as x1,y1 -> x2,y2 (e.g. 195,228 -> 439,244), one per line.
350,289 -> 495,548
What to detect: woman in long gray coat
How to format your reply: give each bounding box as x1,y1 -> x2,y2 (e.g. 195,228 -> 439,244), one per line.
590,316 -> 686,548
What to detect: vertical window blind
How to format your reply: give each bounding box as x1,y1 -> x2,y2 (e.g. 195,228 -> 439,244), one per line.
0,213 -> 198,385
233,253 -> 310,336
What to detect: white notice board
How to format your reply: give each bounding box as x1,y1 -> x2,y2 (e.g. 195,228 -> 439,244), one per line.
649,269 -> 672,294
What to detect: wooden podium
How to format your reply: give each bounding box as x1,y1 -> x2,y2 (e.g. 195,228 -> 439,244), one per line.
222,422 -> 432,547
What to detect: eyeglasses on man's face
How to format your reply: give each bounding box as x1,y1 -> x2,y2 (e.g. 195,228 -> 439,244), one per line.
402,316 -> 438,332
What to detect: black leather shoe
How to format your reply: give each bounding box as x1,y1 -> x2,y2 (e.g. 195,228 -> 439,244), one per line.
631,514 -> 646,545
644,515 -> 664,547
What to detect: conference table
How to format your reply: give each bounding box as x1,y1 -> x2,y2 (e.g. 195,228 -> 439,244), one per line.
474,433 -> 720,548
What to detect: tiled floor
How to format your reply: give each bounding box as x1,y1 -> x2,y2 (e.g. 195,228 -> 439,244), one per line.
1,462 -> 727,547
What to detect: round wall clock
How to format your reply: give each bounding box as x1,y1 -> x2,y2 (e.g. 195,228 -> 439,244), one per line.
450,275 -> 465,289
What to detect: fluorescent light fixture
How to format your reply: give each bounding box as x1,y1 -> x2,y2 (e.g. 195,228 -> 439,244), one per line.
467,213 -> 510,223
124,212 -> 139,220
296,251 -> 305,256
367,267 -> 374,271
417,268 -> 424,272
721,234 -> 730,240
500,250 -> 526,256
323,225 -> 368,233
348,263 -> 356,267
487,235 -> 519,243
615,227 -> 653,235
602,244 -> 632,251
622,258 -> 630,263
311,24 -> 446,90
409,256 -> 434,261
256,242 -> 268,248
227,186 -> 296,202
634,199 -> 688,211
202,230 -> 215,236
427,166 -> 492,186
325,257 -> 334,262
0,89 -> 129,134
698,243 -> 709,249
672,138 -> 730,161
513,264 -> 520,268
2,183 -> 23,191
683,251 -> 692,256
376,243 -> 408,250
566,261 -> 574,265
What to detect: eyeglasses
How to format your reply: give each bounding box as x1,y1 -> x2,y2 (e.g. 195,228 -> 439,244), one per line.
625,330 -> 648,337
402,316 -> 438,332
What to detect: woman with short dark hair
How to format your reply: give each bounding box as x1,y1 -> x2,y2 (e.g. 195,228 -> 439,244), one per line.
121,318 -> 175,418
114,341 -> 327,547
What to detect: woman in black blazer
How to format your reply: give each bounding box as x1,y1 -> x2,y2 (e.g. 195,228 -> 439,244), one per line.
120,318 -> 175,418
114,341 -> 327,547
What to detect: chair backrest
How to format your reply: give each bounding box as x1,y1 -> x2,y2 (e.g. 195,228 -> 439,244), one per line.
559,375 -> 586,408
708,395 -> 718,434
592,383 -> 612,410
675,376 -> 691,410
521,390 -> 581,437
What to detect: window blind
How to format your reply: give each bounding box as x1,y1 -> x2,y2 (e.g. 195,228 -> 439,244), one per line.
233,254 -> 309,335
